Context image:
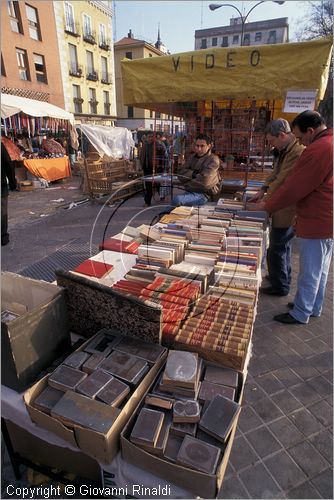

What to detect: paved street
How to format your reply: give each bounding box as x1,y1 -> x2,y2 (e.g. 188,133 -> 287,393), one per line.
2,180 -> 332,499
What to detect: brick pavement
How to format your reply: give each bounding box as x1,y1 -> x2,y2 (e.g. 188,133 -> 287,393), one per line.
1,187 -> 332,499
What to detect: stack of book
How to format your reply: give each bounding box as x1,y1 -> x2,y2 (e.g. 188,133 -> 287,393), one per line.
157,261 -> 214,294
158,350 -> 202,399
112,276 -> 201,339
32,330 -> 165,429
99,232 -> 141,254
136,237 -> 185,268
223,236 -> 263,261
174,295 -> 254,365
215,198 -> 244,213
126,352 -> 241,474
216,249 -> 259,269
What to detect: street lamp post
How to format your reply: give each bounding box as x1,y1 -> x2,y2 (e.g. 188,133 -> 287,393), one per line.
209,1 -> 285,46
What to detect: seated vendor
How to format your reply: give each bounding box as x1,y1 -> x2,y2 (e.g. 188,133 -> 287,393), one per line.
172,134 -> 221,206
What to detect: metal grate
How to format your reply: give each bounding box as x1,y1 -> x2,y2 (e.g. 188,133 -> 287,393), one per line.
19,239 -> 98,282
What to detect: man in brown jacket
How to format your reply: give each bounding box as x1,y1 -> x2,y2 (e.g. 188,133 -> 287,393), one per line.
250,119 -> 305,296
172,134 -> 221,206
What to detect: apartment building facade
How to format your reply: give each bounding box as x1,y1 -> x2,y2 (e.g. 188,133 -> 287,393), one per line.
1,0 -> 64,106
53,0 -> 116,124
194,17 -> 289,50
115,31 -> 180,132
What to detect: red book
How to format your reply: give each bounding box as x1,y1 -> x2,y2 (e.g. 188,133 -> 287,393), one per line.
99,238 -> 139,254
74,259 -> 113,278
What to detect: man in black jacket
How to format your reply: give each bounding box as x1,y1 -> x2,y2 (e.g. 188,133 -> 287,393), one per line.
139,132 -> 166,207
1,145 -> 17,246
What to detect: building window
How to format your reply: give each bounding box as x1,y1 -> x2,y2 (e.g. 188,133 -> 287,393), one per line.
101,56 -> 109,83
89,87 -> 97,114
73,84 -> 83,113
83,13 -> 92,36
25,4 -> 41,40
1,54 -> 6,76
16,48 -> 29,80
99,23 -> 108,48
127,106 -> 134,118
268,30 -> 277,44
64,2 -> 77,34
255,32 -> 262,42
69,43 -> 81,75
200,39 -> 207,49
232,34 -> 239,44
149,110 -> 153,118
103,91 -> 110,115
149,53 -> 153,57
86,50 -> 96,79
125,51 -> 132,59
243,33 -> 250,45
7,1 -> 22,33
222,36 -> 229,47
212,37 -> 217,47
33,53 -> 47,83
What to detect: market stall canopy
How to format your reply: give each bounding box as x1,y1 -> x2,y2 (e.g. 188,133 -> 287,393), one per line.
1,93 -> 74,122
77,124 -> 135,159
121,37 -> 332,115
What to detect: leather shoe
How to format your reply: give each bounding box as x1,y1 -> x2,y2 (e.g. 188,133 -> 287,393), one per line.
287,302 -> 317,317
273,313 -> 304,324
260,286 -> 288,297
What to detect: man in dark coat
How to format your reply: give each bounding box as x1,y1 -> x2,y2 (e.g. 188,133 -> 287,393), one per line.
139,132 -> 166,207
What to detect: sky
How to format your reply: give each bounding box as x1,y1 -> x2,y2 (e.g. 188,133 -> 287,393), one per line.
113,0 -> 313,53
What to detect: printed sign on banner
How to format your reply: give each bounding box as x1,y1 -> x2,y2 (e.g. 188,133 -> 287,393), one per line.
283,90 -> 318,113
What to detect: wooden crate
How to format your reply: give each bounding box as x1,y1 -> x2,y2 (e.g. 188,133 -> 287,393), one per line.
85,159 -> 129,198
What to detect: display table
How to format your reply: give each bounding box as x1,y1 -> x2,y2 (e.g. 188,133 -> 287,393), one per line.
23,156 -> 71,182
1,384 -> 191,498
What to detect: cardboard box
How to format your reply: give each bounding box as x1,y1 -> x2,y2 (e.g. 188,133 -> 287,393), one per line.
1,272 -> 70,392
4,419 -> 101,482
24,336 -> 167,465
121,362 -> 244,499
56,269 -> 162,342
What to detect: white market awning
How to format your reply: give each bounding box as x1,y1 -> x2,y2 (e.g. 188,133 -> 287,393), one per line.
1,93 -> 74,122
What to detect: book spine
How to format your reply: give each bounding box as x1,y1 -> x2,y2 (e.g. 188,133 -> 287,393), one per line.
181,318 -> 251,337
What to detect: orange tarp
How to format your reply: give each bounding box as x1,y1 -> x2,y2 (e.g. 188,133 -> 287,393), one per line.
23,156 -> 71,182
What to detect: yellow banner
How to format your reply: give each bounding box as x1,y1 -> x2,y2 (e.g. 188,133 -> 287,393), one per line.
121,38 -> 332,110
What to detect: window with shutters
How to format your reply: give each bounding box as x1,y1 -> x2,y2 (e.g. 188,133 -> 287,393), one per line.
33,53 -> 47,83
103,91 -> 110,115
26,4 -> 41,40
16,48 -> 30,80
7,1 -> 23,33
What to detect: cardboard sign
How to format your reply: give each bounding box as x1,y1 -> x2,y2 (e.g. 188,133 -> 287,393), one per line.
283,90 -> 318,113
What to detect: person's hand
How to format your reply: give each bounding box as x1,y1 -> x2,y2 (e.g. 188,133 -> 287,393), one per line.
247,201 -> 266,211
248,190 -> 265,202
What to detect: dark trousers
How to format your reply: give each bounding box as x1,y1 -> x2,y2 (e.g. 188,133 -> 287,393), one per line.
267,226 -> 295,294
1,194 -> 9,245
144,180 -> 153,206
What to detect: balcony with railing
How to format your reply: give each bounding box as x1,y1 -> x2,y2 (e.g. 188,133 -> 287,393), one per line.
83,29 -> 96,44
69,64 -> 83,78
89,99 -> 99,114
101,72 -> 112,85
73,97 -> 84,113
86,69 -> 99,81
104,103 -> 111,115
99,38 -> 111,51
64,19 -> 80,37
